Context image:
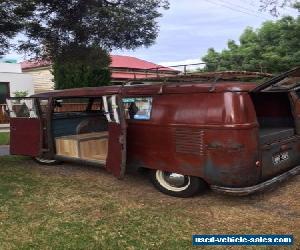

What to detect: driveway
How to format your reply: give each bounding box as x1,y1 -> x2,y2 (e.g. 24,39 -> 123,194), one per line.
0,145 -> 9,156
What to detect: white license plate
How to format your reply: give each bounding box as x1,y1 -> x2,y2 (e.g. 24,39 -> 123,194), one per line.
272,151 -> 289,165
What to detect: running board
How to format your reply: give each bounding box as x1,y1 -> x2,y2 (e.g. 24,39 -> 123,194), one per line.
211,165 -> 300,196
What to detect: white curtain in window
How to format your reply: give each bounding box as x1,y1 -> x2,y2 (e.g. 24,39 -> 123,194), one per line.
102,96 -> 112,122
111,95 -> 120,124
24,99 -> 37,118
6,99 -> 16,118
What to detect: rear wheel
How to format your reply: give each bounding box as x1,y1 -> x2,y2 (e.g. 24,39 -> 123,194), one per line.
150,170 -> 206,198
33,156 -> 61,165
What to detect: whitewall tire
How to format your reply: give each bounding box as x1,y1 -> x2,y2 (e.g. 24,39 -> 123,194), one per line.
34,157 -> 60,165
150,170 -> 207,198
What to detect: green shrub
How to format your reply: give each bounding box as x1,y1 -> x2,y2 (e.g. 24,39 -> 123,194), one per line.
53,46 -> 111,90
14,91 -> 28,97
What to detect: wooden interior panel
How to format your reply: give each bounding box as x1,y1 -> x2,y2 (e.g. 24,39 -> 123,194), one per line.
55,138 -> 79,158
55,132 -> 108,162
80,138 -> 108,161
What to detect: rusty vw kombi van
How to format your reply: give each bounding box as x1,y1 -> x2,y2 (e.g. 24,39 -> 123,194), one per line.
6,67 -> 300,197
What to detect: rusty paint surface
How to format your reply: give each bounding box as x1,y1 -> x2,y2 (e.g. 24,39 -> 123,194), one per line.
260,136 -> 300,179
126,92 -> 260,187
10,118 -> 41,156
289,91 -> 300,134
105,95 -> 127,179
8,78 -> 300,189
106,123 -> 125,178
32,81 -> 258,99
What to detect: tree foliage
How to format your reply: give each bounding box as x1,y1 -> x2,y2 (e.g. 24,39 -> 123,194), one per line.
12,0 -> 169,89
52,47 -> 111,89
17,0 -> 169,60
259,0 -> 299,16
202,15 -> 300,73
13,90 -> 29,97
0,0 -> 34,57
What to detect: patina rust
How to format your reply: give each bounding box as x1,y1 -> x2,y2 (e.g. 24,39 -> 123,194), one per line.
7,67 -> 300,194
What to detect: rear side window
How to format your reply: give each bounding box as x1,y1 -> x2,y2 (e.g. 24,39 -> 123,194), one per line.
90,98 -> 102,111
123,97 -> 152,120
39,99 -> 49,115
6,98 -> 38,118
53,98 -> 102,113
53,98 -> 89,113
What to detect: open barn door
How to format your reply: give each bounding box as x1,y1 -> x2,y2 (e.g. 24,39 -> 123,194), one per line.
6,98 -> 42,156
102,95 -> 127,179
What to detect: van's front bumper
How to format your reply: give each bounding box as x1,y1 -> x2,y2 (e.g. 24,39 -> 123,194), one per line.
210,165 -> 300,196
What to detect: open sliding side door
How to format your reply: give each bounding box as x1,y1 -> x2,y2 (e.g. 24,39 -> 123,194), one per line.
6,98 -> 42,156
102,95 -> 127,179
251,67 -> 300,93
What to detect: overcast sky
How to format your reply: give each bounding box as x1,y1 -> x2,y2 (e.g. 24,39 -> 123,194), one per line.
115,0 -> 298,68
4,0 -> 298,67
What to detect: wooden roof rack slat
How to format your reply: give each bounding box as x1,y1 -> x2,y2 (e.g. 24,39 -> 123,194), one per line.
124,71 -> 273,86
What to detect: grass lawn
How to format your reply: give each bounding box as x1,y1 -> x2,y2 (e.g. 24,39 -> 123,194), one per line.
0,156 -> 299,249
0,132 -> 9,145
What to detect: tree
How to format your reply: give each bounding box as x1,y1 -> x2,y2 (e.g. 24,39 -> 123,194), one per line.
17,0 -> 169,59
52,46 -> 111,89
293,1 -> 300,11
14,0 -> 168,89
259,0 -> 299,16
0,0 -> 34,57
202,15 -> 300,74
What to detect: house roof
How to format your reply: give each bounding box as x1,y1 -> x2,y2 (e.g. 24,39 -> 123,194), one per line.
21,60 -> 51,70
111,55 -> 172,71
21,55 -> 176,72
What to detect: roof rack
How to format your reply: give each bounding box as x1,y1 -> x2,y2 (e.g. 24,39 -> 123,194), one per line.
124,71 -> 273,86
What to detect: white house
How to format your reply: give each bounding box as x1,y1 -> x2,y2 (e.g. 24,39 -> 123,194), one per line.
0,63 -> 34,104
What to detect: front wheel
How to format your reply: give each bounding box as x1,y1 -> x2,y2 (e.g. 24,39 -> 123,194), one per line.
150,170 -> 207,198
33,156 -> 61,165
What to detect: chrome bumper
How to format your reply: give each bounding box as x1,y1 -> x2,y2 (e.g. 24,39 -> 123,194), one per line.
211,165 -> 300,196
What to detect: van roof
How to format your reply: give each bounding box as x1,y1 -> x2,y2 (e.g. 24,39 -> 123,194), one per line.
32,81 -> 258,98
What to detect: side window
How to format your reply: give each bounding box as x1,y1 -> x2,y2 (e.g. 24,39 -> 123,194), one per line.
6,98 -> 38,118
102,95 -> 120,123
53,98 -> 90,113
123,97 -> 153,120
39,99 -> 49,116
90,98 -> 102,111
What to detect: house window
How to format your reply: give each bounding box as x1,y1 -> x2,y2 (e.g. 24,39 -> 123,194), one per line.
0,83 -> 9,104
123,97 -> 153,120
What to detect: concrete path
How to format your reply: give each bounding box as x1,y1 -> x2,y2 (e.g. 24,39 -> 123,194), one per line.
0,145 -> 9,156
0,124 -> 9,133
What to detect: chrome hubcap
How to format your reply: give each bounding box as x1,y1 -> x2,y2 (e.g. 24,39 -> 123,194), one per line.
156,170 -> 191,192
163,172 -> 187,188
